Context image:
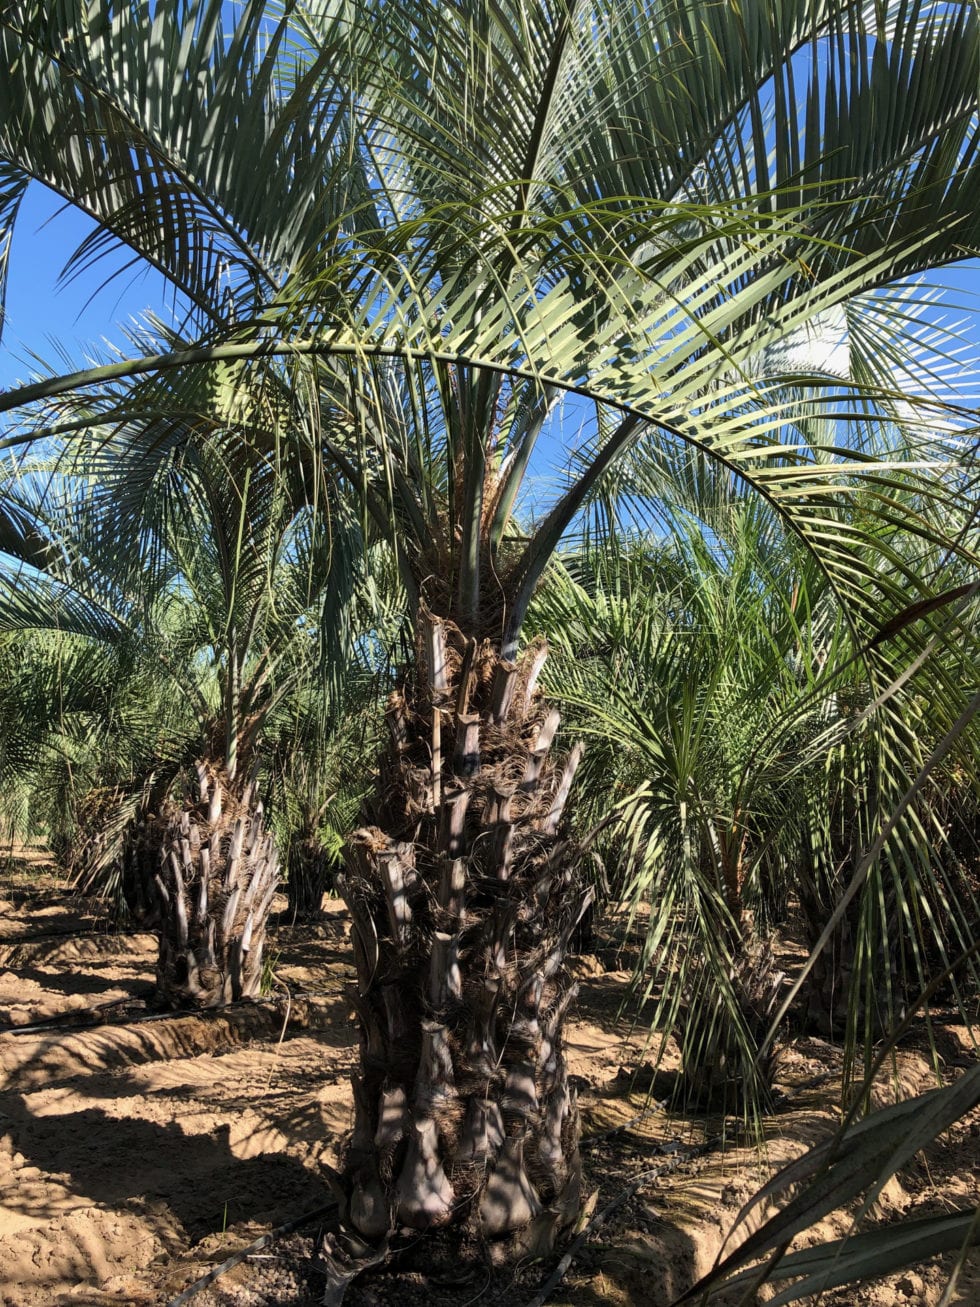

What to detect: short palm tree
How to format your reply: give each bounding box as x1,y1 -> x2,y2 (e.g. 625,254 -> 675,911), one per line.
267,569 -> 405,921
532,506 -> 817,1111
0,458 -> 202,890
2,0 -> 980,1267
536,462 -> 980,1112
0,409 -> 365,1007
0,623 -> 184,878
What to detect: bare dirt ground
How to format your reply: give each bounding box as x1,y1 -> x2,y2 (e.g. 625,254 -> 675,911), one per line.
2,853 -> 979,1307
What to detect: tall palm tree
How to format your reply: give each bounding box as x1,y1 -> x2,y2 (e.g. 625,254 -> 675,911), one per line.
2,0 -> 979,1262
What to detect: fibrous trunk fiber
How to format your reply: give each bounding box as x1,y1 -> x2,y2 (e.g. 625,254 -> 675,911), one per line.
335,618 -> 590,1258
133,764 -> 280,1008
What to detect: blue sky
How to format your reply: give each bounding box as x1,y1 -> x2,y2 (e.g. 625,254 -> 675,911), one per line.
0,183 -> 178,391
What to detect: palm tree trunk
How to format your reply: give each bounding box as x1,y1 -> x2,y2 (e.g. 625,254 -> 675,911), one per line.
121,832 -> 163,929
797,816 -> 862,1037
134,763 -> 280,1008
335,617 -> 590,1256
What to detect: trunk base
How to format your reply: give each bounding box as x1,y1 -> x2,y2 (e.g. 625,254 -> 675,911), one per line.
678,939 -> 783,1112
143,764 -> 280,1009
319,1200 -> 575,1305
285,836 -> 335,920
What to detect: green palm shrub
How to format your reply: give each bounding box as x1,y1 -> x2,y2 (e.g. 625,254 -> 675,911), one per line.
537,464 -> 980,1111
0,420 -> 366,1000
267,617 -> 402,921
534,496 -> 832,1110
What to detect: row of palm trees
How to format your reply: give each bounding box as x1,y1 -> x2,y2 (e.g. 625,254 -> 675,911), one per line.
538,467 -> 980,1107
3,416 -> 979,1245
8,436 -> 977,1017
1,0 -> 980,1293
0,417 -> 397,968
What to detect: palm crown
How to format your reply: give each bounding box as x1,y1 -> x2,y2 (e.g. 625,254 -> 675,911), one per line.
1,0 -> 978,644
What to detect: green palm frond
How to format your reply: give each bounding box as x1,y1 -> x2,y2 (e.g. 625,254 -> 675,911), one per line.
1,0 -> 978,644
675,1061 -> 980,1305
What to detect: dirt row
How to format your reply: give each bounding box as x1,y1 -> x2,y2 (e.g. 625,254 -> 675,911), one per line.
2,862 -> 979,1306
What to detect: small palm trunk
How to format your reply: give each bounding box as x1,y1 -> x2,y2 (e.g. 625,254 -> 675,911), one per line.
121,835 -> 163,930
678,941 -> 783,1112
336,624 -> 589,1261
149,765 -> 280,1009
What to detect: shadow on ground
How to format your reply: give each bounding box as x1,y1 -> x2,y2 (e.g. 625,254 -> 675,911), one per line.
4,1097 -> 331,1241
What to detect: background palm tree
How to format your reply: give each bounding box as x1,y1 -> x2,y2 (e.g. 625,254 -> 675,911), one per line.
0,396 -> 366,1005
1,0 -> 980,1270
267,562 -> 406,921
0,455 -> 203,899
534,457 -> 980,1115
533,499 -> 829,1113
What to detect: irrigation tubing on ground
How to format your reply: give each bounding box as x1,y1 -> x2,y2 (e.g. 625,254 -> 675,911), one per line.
164,1201 -> 339,1306
3,993 -> 296,1036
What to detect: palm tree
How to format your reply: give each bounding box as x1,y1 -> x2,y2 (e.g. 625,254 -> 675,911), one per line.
2,0 -> 980,1263
0,623 -> 198,912
534,460 -> 980,1113
0,458 -> 202,898
531,498 -> 825,1112
0,412 -> 364,1007
267,567 -> 404,922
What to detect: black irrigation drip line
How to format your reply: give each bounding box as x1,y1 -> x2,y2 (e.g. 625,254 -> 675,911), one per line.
0,992 -> 153,1036
0,974 -> 352,1037
0,926 -> 128,946
3,994 -> 295,1037
165,1201 -> 339,1307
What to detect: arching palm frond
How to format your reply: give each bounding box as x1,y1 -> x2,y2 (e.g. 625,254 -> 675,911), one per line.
1,0 -> 979,1271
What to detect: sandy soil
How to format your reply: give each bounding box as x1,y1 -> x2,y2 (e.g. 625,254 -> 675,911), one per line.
2,855 -> 979,1307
